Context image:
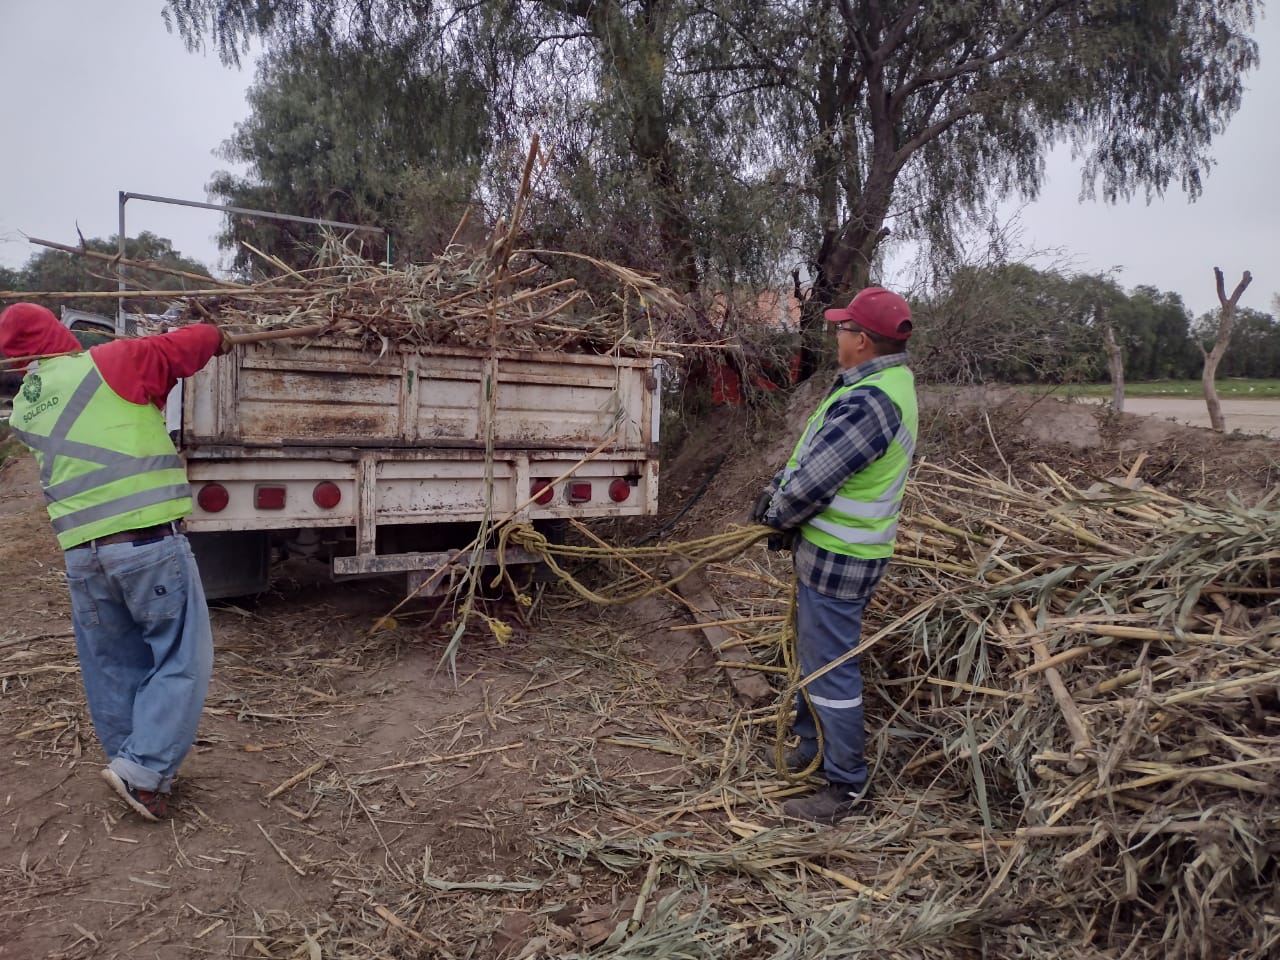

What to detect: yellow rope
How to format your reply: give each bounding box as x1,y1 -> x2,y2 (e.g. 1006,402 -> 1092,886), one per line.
774,577 -> 825,782
496,522 -> 769,605
496,521 -> 825,780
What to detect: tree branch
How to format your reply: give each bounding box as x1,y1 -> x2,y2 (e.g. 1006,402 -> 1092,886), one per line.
689,0 -> 812,94
841,0 -> 877,61
1215,266 -> 1253,308
881,1 -> 921,53
891,99 -> 978,169
888,0 -> 1072,115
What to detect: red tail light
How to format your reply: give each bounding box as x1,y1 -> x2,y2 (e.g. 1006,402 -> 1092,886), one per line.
197,483 -> 229,513
531,479 -> 554,505
255,485 -> 286,510
608,478 -> 632,503
567,481 -> 592,503
313,481 -> 342,509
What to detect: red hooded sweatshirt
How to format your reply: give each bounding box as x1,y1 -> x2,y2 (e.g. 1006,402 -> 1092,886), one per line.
0,303 -> 222,408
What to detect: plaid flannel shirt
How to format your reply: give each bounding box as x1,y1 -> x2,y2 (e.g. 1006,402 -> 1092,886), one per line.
765,353 -> 910,599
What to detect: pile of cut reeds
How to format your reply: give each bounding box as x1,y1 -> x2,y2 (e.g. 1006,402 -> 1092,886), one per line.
507,456 -> 1279,959
161,231 -> 688,359
10,228 -> 687,360
645,457 -> 1279,959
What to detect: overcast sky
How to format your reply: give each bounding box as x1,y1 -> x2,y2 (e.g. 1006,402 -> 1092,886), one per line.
1,2 -> 1275,317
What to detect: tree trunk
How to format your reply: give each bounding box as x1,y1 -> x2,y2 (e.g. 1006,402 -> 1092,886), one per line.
1202,267 -> 1253,432
1098,303 -> 1124,413
797,186 -> 894,381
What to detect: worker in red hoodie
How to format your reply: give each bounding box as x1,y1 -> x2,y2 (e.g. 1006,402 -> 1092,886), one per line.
1,302 -> 229,821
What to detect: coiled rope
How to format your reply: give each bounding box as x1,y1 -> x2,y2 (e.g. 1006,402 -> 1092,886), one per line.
495,521 -> 826,781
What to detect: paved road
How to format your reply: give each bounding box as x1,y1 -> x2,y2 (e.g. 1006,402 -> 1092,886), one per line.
1107,396 -> 1280,438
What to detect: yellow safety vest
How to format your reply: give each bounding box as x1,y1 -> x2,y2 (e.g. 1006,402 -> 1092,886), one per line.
781,365 -> 917,560
8,352 -> 191,549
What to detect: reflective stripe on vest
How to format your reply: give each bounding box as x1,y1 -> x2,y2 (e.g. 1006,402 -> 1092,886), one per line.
783,365 -> 918,559
8,354 -> 191,549
823,426 -> 914,521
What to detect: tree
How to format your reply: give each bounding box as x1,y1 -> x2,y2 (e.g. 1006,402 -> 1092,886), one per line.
910,262 -> 1103,385
1202,267 -> 1253,432
209,38 -> 490,272
164,0 -> 1262,376
1111,286 -> 1196,381
0,266 -> 23,296
1192,306 -> 1280,379
1068,274 -> 1129,411
1228,309 -> 1280,378
4,234 -> 213,317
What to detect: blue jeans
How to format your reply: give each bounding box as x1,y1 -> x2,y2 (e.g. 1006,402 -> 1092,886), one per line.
792,581 -> 870,790
64,533 -> 213,793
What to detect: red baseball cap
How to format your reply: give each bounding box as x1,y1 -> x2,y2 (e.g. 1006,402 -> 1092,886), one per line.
823,287 -> 913,340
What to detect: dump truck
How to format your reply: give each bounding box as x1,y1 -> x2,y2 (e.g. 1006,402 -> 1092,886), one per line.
176,334 -> 661,598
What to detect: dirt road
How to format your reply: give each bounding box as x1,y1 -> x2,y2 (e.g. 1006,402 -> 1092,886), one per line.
1094,396 -> 1280,437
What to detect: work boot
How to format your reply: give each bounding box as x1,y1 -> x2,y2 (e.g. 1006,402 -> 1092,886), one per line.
101,767 -> 168,822
784,746 -> 819,775
780,782 -> 872,825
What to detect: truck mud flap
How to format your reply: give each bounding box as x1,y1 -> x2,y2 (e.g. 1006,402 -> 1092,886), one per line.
189,530 -> 271,600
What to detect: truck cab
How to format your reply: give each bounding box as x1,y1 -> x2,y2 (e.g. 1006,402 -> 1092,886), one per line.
60,308 -> 119,347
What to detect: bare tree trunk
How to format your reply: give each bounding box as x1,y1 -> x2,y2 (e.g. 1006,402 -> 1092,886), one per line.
1100,308 -> 1125,413
1202,267 -> 1253,432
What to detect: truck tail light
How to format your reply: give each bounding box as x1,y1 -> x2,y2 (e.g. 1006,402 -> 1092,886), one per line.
567,481 -> 592,503
531,479 -> 554,506
197,483 -> 229,513
608,478 -> 632,503
255,485 -> 287,510
313,481 -> 342,509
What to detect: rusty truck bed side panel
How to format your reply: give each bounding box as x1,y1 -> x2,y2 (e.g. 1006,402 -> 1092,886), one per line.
184,337 -> 656,451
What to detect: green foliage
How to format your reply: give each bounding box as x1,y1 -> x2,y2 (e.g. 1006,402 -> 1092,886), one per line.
912,263 -> 1106,384
1192,307 -> 1280,379
915,260 -> 1280,386
209,37 -> 488,272
687,0 -> 1263,318
1053,378 -> 1280,399
163,0 -> 1263,378
1111,286 -> 1198,380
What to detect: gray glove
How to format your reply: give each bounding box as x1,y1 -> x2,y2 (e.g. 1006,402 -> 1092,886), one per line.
750,489 -> 773,524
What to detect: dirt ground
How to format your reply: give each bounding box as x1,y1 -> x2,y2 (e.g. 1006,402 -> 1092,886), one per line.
0,449 -> 742,959
3,386 -> 1278,958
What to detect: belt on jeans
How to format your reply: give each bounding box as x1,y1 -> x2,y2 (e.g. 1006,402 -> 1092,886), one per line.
74,521 -> 184,550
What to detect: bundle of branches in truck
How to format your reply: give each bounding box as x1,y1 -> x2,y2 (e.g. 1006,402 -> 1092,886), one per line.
172,231 -> 689,360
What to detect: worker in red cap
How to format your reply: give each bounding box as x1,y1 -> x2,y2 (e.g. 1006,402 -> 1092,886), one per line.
751,286 -> 917,823
1,302 -> 229,822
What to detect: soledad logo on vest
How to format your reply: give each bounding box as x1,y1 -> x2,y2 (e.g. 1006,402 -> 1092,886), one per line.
21,374 -> 41,403
20,373 -> 60,424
